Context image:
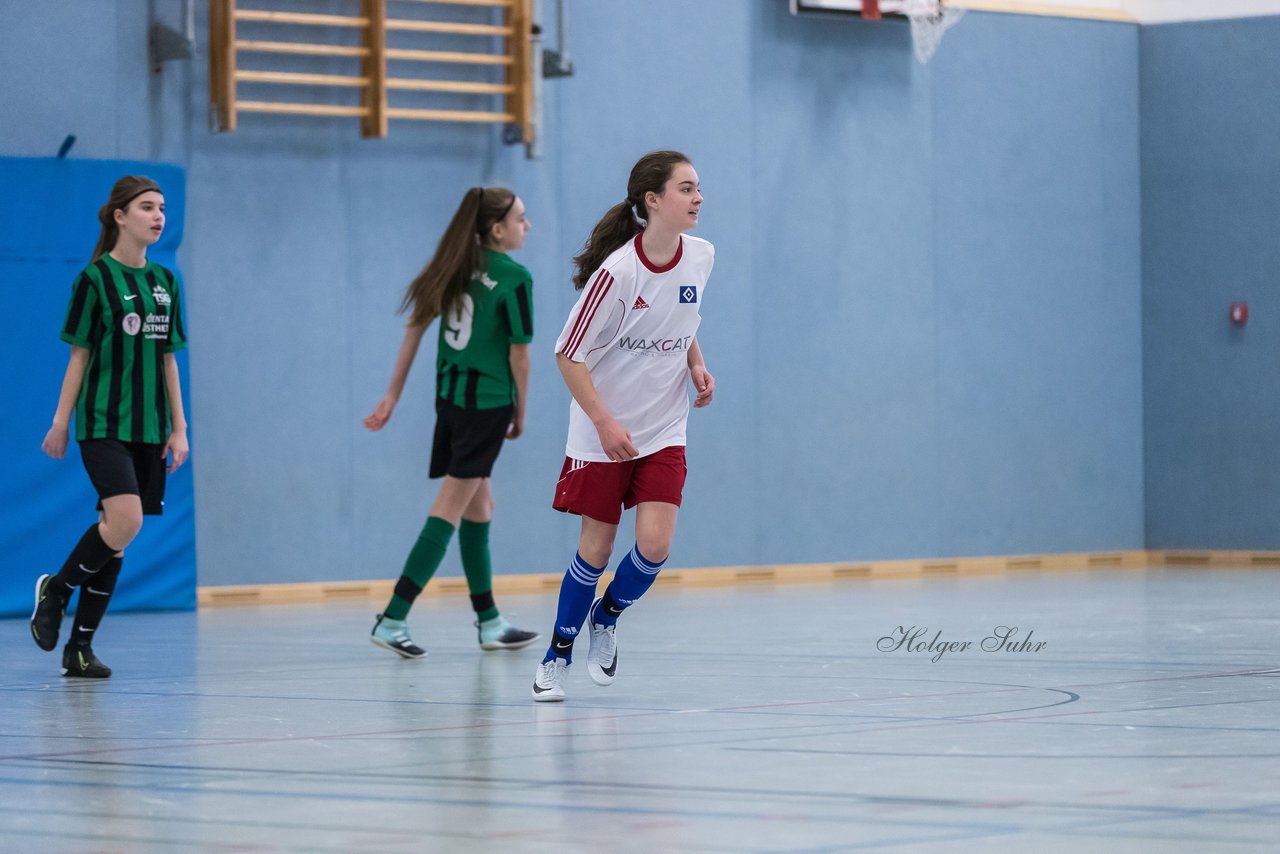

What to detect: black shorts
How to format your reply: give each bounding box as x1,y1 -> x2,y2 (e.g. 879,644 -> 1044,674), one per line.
429,398 -> 513,479
79,439 -> 167,516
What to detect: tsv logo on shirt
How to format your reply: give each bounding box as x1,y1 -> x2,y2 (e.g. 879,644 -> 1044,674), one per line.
678,285 -> 698,304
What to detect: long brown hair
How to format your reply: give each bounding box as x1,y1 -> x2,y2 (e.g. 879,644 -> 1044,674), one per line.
570,150 -> 690,290
400,186 -> 517,328
92,175 -> 163,261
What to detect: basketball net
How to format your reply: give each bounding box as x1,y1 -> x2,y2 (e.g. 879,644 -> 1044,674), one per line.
865,0 -> 965,64
901,0 -> 965,65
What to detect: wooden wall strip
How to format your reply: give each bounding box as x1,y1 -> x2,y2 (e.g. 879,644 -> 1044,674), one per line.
949,1 -> 1138,22
200,549 -> 1280,608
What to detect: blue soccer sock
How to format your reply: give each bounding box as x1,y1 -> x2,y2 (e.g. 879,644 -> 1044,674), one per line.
542,552 -> 605,664
592,544 -> 665,627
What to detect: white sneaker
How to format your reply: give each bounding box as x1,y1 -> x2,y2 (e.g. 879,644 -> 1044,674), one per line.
586,598 -> 618,687
532,657 -> 569,702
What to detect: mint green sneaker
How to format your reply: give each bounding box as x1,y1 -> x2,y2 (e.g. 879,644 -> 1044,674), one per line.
370,614 -> 427,658
477,615 -> 540,651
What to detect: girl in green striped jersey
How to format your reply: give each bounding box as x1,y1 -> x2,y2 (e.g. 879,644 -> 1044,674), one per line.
32,176 -> 189,679
364,186 -> 540,658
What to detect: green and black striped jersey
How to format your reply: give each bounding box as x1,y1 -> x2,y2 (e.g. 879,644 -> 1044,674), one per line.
60,254 -> 187,444
436,249 -> 533,410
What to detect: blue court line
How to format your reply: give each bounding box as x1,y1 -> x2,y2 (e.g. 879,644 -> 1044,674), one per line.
14,755 -> 1202,843
730,747 -> 1280,761
0,801 -> 571,847
1045,811 -> 1280,845
1107,695 -> 1280,713
0,681 -> 1082,761
13,757 -> 1279,833
1,671 -> 1271,763
715,706 -> 1280,735
4,688 -> 1267,767
1054,667 -> 1280,688
671,704 -> 1280,750
0,704 -> 1065,765
10,765 -> 1269,847
0,774 -> 1024,836
4,705 -> 1274,775
1236,804 -> 1280,816
0,828 -> 295,852
750,828 -> 1029,853
751,828 -> 1031,854
2,661 -> 1266,697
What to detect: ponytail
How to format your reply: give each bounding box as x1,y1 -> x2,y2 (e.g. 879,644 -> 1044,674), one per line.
400,186 -> 517,328
91,175 -> 162,262
570,201 -> 641,290
570,150 -> 691,291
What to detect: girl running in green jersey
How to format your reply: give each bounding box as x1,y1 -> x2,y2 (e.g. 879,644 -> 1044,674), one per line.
32,175 -> 189,678
365,187 -> 540,658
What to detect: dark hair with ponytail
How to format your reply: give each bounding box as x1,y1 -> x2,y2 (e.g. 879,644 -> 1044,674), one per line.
92,175 -> 163,261
570,150 -> 691,290
400,186 -> 517,328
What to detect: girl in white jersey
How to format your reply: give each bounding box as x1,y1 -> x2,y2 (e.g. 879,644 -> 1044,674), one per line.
533,150 -> 714,701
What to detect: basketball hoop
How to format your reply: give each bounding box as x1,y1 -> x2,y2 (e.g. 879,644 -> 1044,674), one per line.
789,0 -> 963,63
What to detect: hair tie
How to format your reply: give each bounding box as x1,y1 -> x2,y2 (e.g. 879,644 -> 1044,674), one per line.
496,194 -> 516,224
121,186 -> 162,208
630,202 -> 647,227
479,192 -> 517,235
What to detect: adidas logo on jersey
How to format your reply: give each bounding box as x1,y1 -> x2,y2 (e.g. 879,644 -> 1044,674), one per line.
632,296 -> 650,310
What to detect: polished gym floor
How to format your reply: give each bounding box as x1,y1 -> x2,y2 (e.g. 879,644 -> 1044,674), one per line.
2,567 -> 1278,852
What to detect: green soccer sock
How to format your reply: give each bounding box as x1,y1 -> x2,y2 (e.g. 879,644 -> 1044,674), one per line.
383,516 -> 455,621
459,520 -> 500,623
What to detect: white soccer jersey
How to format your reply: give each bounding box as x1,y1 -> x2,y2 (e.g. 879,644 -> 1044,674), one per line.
555,233 -> 714,461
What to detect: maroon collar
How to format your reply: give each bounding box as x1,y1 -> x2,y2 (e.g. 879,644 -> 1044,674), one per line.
634,233 -> 683,273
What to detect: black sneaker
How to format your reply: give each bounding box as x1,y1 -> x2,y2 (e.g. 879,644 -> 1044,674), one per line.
31,574 -> 69,652
476,616 -> 541,651
62,644 -> 112,679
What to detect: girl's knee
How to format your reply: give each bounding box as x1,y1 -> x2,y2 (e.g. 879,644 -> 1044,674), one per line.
634,538 -> 671,564
468,495 -> 494,523
579,536 -> 615,568
101,504 -> 144,547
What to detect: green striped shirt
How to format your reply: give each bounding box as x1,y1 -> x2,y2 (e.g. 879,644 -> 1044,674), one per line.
436,249 -> 533,410
60,254 -> 187,443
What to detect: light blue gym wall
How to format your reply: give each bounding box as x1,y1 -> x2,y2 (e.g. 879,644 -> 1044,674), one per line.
749,7 -> 1142,561
1,1 -> 1147,587
1140,16 -> 1280,549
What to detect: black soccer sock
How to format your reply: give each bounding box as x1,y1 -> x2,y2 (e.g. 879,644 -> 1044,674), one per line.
53,524 -> 117,591
70,555 -> 122,647
469,590 -> 497,618
545,630 -> 577,663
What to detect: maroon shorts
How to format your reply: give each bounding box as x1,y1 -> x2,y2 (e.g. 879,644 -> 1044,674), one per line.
552,445 -> 687,525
